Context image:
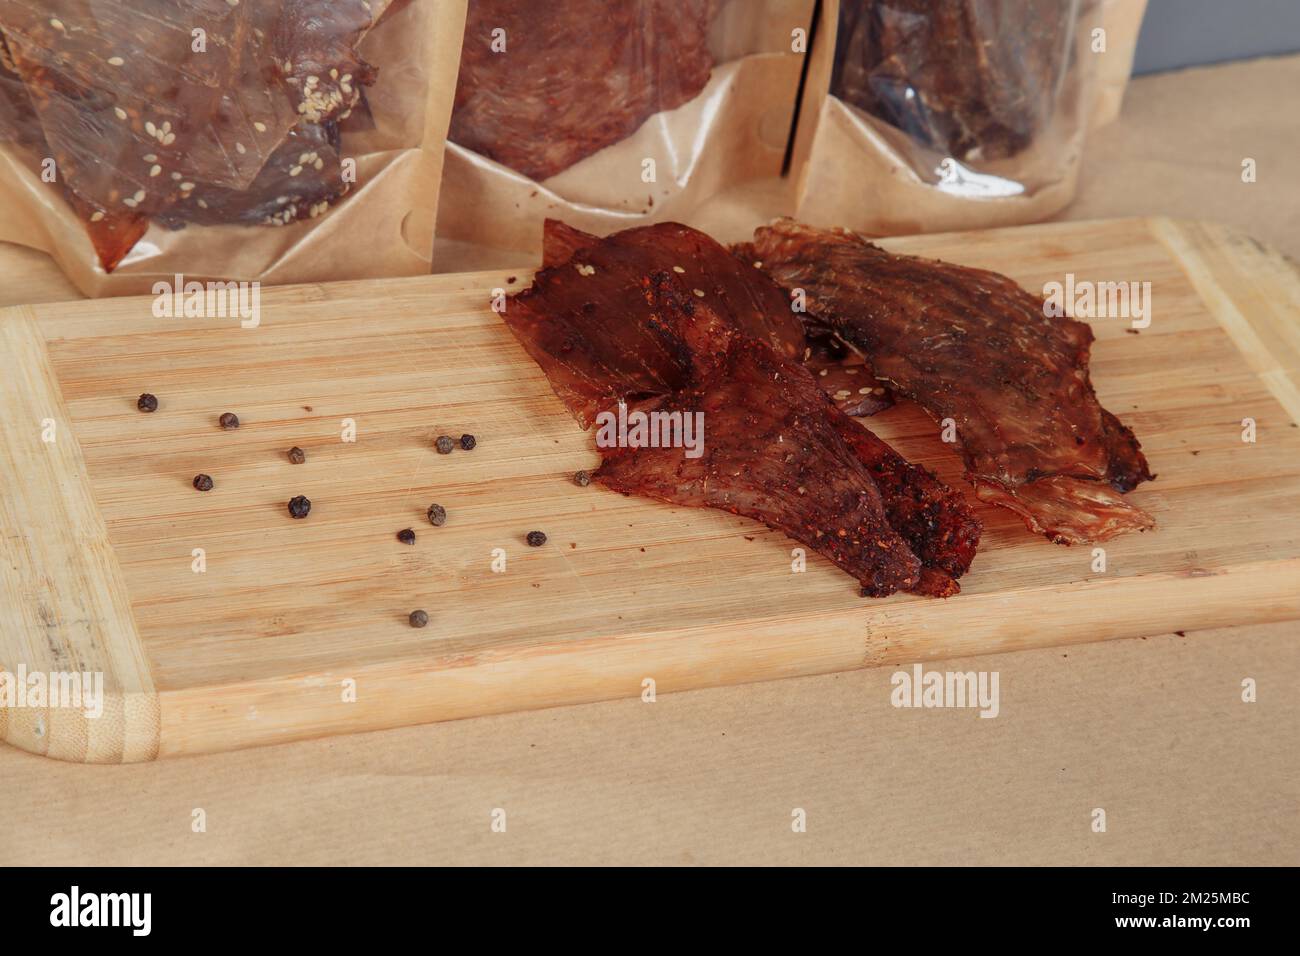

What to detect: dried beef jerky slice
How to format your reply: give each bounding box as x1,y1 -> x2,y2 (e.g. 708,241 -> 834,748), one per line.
158,121 -> 348,228
0,25 -> 147,270
510,221 -> 980,595
163,0 -> 385,227
594,301 -> 923,597
829,410 -> 980,597
831,0 -> 1074,161
510,221 -> 806,427
732,236 -> 894,416
273,0 -> 386,124
451,0 -> 717,181
0,0 -> 246,220
749,218 -> 1155,544
540,220 -> 806,361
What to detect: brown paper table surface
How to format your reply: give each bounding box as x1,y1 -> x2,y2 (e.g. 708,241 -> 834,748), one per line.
1,56 -> 1297,866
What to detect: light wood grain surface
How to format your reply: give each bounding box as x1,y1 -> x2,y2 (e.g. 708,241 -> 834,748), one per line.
0,313 -> 158,762
2,217 -> 1296,760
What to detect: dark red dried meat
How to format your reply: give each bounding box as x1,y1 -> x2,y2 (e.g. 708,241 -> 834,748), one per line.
450,0 -> 717,181
829,411 -> 980,597
594,298 -> 923,596
0,0 -> 245,220
508,220 -> 981,595
0,0 -> 385,265
831,0 -> 1075,161
511,220 -> 806,428
749,219 -> 1155,544
157,121 -> 348,228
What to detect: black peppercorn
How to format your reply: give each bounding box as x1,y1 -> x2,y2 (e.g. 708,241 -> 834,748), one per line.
574,470 -> 591,487
459,433 -> 476,450
193,473 -> 213,492
427,503 -> 447,527
526,530 -> 547,547
288,494 -> 311,519
397,528 -> 416,545
287,446 -> 306,464
435,435 -> 454,454
219,412 -> 240,430
409,609 -> 429,628
137,393 -> 158,413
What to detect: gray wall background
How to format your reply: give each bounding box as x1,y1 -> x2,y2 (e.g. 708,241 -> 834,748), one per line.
1133,0 -> 1300,74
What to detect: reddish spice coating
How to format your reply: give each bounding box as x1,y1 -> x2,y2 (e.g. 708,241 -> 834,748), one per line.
829,412 -> 980,596
748,219 -> 1155,544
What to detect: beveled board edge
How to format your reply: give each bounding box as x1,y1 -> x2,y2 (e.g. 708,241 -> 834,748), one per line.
0,307 -> 159,763
1152,217 -> 1300,421
157,558 -> 1300,757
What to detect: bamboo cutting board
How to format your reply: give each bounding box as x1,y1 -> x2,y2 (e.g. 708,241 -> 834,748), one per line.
2,217 -> 1298,763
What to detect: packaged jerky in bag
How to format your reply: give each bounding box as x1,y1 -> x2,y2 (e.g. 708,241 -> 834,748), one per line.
0,0 -> 467,296
790,0 -> 1107,235
437,0 -> 814,259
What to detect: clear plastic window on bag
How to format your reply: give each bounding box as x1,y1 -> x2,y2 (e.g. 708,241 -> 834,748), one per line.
438,0 -> 814,257
0,0 -> 465,296
793,0 -> 1112,235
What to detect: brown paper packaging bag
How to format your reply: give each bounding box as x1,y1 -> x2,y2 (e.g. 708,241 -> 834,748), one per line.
790,0 -> 1144,236
0,0 -> 467,297
437,0 -> 815,257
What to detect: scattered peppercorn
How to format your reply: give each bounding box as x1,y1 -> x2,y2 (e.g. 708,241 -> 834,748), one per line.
574,470 -> 591,487
137,393 -> 158,413
459,433 -> 476,450
287,446 -> 306,464
219,412 -> 240,430
427,503 -> 447,526
409,609 -> 429,628
526,530 -> 547,547
288,494 -> 311,519
435,435 -> 455,454
397,528 -> 416,545
193,474 -> 213,492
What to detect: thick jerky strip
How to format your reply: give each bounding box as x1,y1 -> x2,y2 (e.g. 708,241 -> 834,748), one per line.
829,411 -> 980,597
450,0 -> 717,181
595,302 -> 922,597
539,220 -> 806,362
511,220 -> 805,427
749,218 -> 1155,544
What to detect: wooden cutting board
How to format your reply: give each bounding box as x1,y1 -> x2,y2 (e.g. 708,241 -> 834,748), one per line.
3,217 -> 1298,763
